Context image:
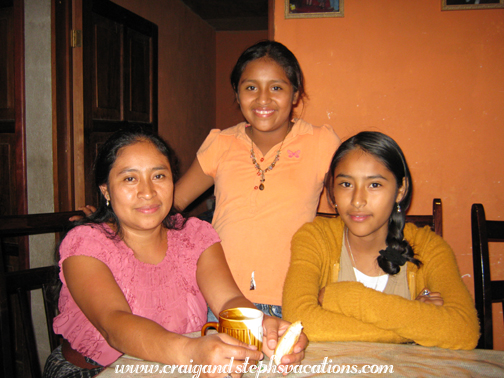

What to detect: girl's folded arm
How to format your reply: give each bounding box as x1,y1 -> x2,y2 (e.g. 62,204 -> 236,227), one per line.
321,235 -> 479,350
282,227 -> 406,344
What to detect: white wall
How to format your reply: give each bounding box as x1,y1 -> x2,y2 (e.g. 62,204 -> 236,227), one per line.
25,0 -> 54,367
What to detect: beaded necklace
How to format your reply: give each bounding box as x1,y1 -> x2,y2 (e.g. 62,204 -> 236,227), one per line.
249,125 -> 291,190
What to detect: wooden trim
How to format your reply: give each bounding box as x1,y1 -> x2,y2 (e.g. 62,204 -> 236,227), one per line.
151,18 -> 158,133
13,0 -> 27,269
52,0 -> 59,211
0,211 -> 84,236
72,0 -> 85,208
268,0 -> 274,40
432,198 -> 443,237
53,0 -> 75,212
13,0 -> 25,216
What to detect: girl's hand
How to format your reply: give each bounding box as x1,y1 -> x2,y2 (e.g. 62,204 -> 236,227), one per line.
69,205 -> 96,221
415,288 -> 444,306
262,315 -> 308,375
318,287 -> 326,305
183,333 -> 262,377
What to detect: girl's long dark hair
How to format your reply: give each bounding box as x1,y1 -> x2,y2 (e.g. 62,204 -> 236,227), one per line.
325,131 -> 421,275
230,40 -> 306,103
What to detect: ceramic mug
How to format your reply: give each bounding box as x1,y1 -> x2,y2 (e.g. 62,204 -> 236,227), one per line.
201,307 -> 263,351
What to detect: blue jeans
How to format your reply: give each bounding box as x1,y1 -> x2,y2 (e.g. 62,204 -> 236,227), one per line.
207,303 -> 282,322
43,345 -> 103,378
254,303 -> 282,318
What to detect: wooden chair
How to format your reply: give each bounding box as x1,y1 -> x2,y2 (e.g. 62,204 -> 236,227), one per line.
0,211 -> 83,378
406,198 -> 443,237
471,203 -> 504,349
317,198 -> 443,237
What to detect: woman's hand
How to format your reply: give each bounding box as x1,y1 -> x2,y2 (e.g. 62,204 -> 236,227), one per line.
183,333 -> 262,377
415,287 -> 444,306
69,205 -> 96,221
261,315 -> 308,374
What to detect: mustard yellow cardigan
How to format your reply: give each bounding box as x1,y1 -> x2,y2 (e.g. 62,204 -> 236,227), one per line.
282,216 -> 479,350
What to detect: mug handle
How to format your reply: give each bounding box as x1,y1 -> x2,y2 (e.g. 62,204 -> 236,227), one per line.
201,322 -> 219,336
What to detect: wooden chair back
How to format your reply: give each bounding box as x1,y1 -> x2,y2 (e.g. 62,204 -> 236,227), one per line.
406,198 -> 443,237
317,198 -> 443,237
471,203 -> 504,349
0,211 -> 83,378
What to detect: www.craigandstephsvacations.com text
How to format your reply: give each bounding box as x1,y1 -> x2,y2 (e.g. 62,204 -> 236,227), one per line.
114,357 -> 394,377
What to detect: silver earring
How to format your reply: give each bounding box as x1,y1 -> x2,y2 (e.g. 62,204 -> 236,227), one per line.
106,200 -> 110,207
397,203 -> 401,213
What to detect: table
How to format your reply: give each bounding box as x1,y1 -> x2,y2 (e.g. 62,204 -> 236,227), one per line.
97,332 -> 504,377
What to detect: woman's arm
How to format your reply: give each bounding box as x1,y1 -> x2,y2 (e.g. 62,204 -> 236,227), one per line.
63,255 -> 262,372
196,243 -> 308,367
174,158 -> 214,211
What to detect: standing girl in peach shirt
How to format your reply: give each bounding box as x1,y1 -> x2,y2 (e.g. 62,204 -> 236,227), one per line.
175,40 -> 340,318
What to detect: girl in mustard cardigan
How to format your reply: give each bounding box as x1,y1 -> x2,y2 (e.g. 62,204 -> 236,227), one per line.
282,131 -> 479,349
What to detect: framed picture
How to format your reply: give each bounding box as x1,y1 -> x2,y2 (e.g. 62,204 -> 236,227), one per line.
442,0 -> 504,10
285,0 -> 344,19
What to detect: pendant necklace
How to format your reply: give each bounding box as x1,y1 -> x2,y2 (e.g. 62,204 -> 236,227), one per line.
250,124 -> 291,191
346,227 -> 382,291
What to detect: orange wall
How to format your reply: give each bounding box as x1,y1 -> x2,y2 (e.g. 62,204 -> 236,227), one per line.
112,0 -> 216,175
216,30 -> 269,130
274,0 -> 504,349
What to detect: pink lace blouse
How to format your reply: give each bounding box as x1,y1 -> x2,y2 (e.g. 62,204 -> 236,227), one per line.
53,216 -> 220,366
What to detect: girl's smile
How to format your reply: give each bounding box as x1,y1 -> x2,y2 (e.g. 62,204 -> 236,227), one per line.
349,213 -> 372,222
253,108 -> 275,117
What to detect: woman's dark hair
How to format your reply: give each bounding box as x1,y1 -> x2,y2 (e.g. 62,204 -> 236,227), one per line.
325,131 -> 421,275
230,40 -> 306,103
51,127 -> 183,301
75,127 -> 183,235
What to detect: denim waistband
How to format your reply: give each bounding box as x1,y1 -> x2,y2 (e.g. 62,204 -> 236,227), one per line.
206,303 -> 282,322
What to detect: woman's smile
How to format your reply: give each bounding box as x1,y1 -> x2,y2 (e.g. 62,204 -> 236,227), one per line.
136,204 -> 162,214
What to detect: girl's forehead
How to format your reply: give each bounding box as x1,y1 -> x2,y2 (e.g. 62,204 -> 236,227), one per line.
336,149 -> 391,174
241,57 -> 288,79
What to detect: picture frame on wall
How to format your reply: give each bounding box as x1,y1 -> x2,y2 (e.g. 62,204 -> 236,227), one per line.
442,0 -> 504,10
285,0 -> 344,19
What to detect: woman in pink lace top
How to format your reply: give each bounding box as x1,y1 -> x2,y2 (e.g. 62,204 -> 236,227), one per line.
43,129 -> 307,378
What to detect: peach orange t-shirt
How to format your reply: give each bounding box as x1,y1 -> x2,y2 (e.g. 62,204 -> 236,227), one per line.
197,119 -> 340,305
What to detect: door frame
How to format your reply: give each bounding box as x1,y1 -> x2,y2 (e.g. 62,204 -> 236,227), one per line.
54,0 -> 158,210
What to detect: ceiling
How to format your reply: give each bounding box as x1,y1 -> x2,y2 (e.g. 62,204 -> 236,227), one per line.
179,0 -> 268,31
